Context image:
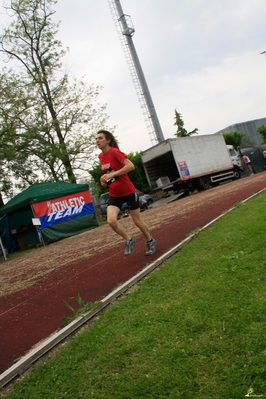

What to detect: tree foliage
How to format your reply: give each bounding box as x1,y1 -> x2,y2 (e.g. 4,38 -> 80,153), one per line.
0,0 -> 109,197
240,134 -> 254,148
126,152 -> 150,193
173,110 -> 198,137
257,124 -> 266,144
223,131 -> 254,149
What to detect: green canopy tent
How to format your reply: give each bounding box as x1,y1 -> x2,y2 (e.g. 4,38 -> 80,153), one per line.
0,182 -> 98,250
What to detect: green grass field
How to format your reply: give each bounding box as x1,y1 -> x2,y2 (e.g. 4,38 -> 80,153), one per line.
2,192 -> 266,399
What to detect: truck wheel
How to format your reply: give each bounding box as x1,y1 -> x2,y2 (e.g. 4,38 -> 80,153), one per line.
232,168 -> 241,180
199,176 -> 211,190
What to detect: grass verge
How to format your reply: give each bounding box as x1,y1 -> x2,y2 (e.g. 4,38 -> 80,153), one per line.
1,192 -> 266,399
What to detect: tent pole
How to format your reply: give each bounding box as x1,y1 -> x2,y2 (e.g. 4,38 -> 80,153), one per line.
31,205 -> 45,246
0,236 -> 7,260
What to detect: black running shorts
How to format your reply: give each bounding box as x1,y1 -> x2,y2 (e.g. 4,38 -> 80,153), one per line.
108,191 -> 140,211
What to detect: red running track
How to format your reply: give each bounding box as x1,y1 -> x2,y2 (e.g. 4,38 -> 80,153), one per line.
0,173 -> 265,374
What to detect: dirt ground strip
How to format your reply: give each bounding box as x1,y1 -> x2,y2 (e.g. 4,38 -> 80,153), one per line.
0,172 -> 265,374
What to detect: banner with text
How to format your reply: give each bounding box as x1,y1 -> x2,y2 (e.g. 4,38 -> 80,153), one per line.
178,160 -> 191,180
32,190 -> 95,229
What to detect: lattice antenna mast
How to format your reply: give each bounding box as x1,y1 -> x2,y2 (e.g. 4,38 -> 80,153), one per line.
107,0 -> 165,144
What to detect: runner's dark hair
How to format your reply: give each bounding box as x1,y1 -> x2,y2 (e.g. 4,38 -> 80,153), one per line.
97,130 -> 119,149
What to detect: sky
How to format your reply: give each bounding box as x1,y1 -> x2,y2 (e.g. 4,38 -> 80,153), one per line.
53,0 -> 266,154
1,0 -> 266,155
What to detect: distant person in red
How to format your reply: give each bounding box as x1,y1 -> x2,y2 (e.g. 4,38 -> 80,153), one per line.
242,154 -> 254,175
96,129 -> 156,256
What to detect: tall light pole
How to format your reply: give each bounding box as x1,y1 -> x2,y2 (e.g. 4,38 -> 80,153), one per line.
108,0 -> 165,144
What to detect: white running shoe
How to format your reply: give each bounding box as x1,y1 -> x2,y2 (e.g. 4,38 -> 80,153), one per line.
124,237 -> 136,256
146,238 -> 156,256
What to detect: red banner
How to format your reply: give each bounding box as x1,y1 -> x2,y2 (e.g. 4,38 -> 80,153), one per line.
32,190 -> 94,228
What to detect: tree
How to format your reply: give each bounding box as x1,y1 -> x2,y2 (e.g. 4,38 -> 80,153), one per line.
223,131 -> 246,150
223,131 -> 255,149
89,162 -> 103,196
0,0 -> 109,197
126,152 -> 150,193
240,134 -> 254,148
173,110 -> 198,137
257,124 -> 266,144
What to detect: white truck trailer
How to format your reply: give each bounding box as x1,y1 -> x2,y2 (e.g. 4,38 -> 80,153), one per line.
141,134 -> 241,194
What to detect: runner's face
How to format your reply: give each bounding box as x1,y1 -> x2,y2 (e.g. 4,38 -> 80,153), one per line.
96,134 -> 110,151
